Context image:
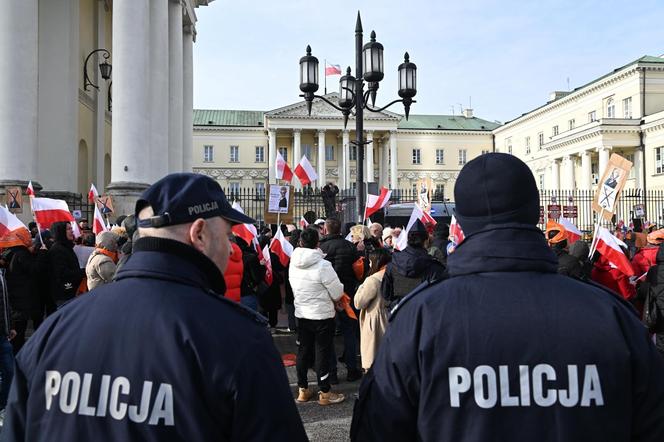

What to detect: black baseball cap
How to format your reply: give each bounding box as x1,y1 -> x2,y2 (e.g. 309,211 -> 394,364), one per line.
135,173 -> 255,228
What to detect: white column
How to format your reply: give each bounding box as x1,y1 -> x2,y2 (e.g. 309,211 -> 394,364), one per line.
389,131 -> 398,189
598,146 -> 611,176
380,137 -> 389,187
182,26 -> 194,173
581,150 -> 592,190
0,0 -> 38,184
563,155 -> 575,190
268,129 -> 277,184
550,160 -> 560,190
293,129 -> 302,189
149,0 -> 170,182
94,0 -> 107,189
111,0 -> 150,185
366,131 -> 374,183
317,130 -> 326,187
634,148 -> 644,188
342,130 -> 350,189
168,0 -> 183,172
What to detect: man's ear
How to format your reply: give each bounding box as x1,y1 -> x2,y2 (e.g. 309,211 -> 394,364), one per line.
188,219 -> 207,254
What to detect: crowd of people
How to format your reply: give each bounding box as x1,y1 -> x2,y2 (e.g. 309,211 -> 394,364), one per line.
0,153 -> 663,439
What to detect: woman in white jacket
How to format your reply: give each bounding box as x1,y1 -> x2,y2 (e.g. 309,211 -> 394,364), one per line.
289,228 -> 345,406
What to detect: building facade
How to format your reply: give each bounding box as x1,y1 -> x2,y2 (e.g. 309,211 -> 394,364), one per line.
0,0 -> 214,219
193,94 -> 498,200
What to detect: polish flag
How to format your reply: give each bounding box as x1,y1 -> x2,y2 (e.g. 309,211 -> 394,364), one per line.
92,204 -> 108,235
26,181 -> 35,197
0,205 -> 27,237
294,155 -> 318,186
70,221 -> 82,239
394,227 -> 408,251
559,218 -> 581,244
449,215 -> 465,244
365,187 -> 392,218
88,183 -> 99,203
275,151 -> 293,182
596,226 -> 634,276
262,245 -> 273,285
31,197 -> 75,229
270,227 -> 293,267
405,203 -> 436,231
231,202 -> 258,246
325,63 -> 342,76
299,216 -> 309,229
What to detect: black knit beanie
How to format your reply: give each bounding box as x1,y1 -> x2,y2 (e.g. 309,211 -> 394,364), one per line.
454,153 -> 540,235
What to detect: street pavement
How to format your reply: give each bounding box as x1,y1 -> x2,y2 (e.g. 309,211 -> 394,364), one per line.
272,330 -> 360,442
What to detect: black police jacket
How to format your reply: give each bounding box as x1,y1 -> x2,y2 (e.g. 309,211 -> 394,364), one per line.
2,237 -> 307,442
351,225 -> 664,442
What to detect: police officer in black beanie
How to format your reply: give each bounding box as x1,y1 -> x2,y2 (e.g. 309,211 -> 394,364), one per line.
351,153 -> 664,441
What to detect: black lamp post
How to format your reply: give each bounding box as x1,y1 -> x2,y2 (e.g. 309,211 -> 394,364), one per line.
299,12 -> 417,224
84,48 -> 112,91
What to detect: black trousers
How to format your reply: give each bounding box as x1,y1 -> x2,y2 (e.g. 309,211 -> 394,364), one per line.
12,309 -> 44,354
296,317 -> 335,393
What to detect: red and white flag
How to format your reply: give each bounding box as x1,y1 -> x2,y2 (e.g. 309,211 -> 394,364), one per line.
88,183 -> 99,203
325,63 -> 342,76
31,197 -> 75,229
0,205 -> 27,237
394,227 -> 408,251
596,226 -> 634,276
449,215 -> 465,244
365,187 -> 391,218
92,204 -> 108,235
270,227 -> 293,267
294,155 -> 318,186
275,151 -> 294,182
230,202 -> 258,247
559,218 -> 581,244
299,216 -> 309,229
70,221 -> 82,239
394,204 -> 438,251
262,245 -> 273,285
26,181 -> 35,197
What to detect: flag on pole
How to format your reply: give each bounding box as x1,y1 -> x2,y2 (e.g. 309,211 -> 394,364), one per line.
449,215 -> 465,244
230,202 -> 258,246
88,183 -> 99,203
559,218 -> 582,244
92,204 -> 109,235
26,181 -> 35,197
262,245 -> 273,285
0,205 -> 27,237
325,63 -> 342,76
270,228 -> 294,267
364,187 -> 392,218
31,197 -> 75,229
275,151 -> 294,182
299,216 -> 309,229
596,227 -> 634,276
70,221 -> 82,239
394,227 -> 408,251
294,155 -> 318,186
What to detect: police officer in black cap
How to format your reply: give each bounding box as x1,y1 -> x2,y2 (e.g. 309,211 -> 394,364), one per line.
2,173 -> 307,441
351,154 -> 664,441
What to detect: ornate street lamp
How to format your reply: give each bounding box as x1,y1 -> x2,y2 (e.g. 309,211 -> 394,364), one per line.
84,49 -> 112,91
298,12 -> 417,223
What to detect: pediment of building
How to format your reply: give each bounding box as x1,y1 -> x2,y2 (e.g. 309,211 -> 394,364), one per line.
266,93 -> 401,121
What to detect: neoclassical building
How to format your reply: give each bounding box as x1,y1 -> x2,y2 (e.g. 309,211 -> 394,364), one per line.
493,55 -> 664,191
193,94 -> 499,200
0,0 -> 214,219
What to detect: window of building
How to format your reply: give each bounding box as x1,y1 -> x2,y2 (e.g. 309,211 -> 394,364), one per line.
568,119 -> 575,131
278,147 -> 288,160
412,148 -> 421,164
229,182 -> 240,197
435,184 -> 445,200
302,144 -> 312,161
505,137 -> 512,154
435,149 -> 444,164
255,182 -> 265,200
539,174 -> 545,189
203,145 -> 213,162
624,153 -> 635,179
481,149 -> 490,155
349,145 -> 357,161
656,147 -> 664,174
588,110 -> 597,122
538,132 -> 544,148
606,98 -> 615,118
623,97 -> 633,119
255,146 -> 264,163
325,145 -> 334,161
525,136 -> 531,155
458,149 -> 467,165
552,126 -> 559,137
230,145 -> 239,162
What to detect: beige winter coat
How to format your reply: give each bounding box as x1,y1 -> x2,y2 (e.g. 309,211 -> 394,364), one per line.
85,250 -> 117,290
354,268 -> 388,370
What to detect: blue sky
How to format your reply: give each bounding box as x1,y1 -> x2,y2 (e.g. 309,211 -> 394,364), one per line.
193,0 -> 664,123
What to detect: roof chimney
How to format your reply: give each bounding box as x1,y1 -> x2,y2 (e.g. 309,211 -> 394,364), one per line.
549,91 -> 570,102
463,108 -> 473,118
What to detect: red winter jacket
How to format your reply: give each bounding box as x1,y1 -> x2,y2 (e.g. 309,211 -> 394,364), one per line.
223,242 -> 244,302
632,246 -> 658,277
591,256 -> 635,300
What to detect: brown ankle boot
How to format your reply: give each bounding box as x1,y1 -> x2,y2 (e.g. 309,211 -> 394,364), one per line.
318,390 -> 345,406
296,387 -> 313,403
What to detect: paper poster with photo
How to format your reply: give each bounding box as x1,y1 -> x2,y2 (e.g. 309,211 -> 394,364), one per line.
417,177 -> 433,213
5,186 -> 23,214
592,153 -> 632,222
264,185 -> 294,224
96,195 -> 115,215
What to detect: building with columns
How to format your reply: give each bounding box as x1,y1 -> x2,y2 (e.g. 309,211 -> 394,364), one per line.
493,55 -> 664,192
0,0 -> 214,220
193,94 -> 498,199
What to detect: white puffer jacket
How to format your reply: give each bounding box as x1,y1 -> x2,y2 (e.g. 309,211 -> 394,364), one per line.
289,247 -> 344,320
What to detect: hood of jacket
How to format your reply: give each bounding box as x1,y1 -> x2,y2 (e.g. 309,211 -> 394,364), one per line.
391,246 -> 439,277
290,247 -> 325,269
447,223 -> 558,277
